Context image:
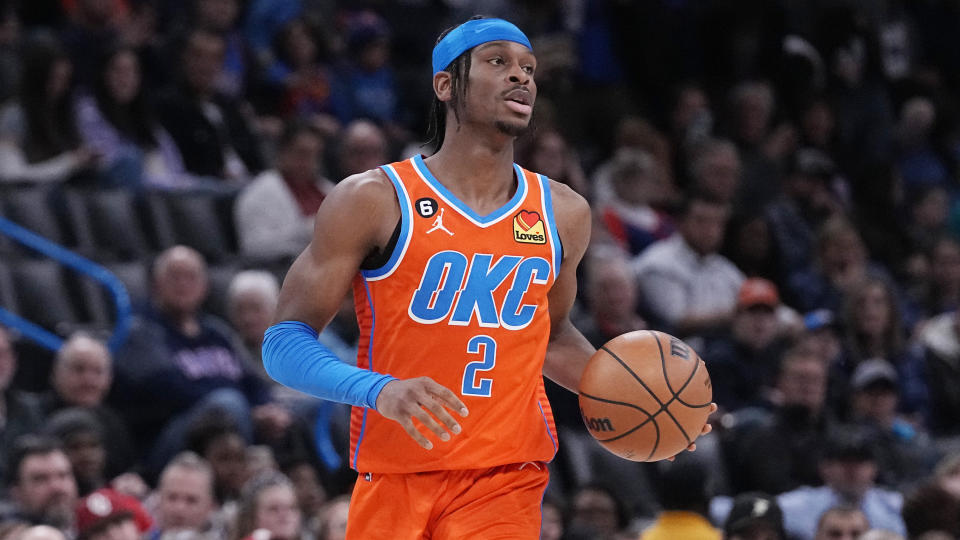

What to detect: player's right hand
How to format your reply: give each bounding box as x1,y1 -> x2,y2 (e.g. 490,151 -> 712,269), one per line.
375,377 -> 469,450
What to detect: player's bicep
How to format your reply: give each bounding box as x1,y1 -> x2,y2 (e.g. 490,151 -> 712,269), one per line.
273,174 -> 396,329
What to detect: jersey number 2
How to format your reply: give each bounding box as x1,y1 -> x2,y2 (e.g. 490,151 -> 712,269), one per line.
462,335 -> 496,397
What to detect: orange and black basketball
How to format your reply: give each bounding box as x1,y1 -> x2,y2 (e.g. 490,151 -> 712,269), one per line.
578,330 -> 713,462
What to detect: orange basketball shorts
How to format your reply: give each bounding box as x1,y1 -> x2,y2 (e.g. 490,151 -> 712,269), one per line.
345,461 -> 550,539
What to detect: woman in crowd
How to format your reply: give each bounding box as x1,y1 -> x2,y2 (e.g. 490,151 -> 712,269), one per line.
75,46 -> 189,189
233,472 -> 303,540
0,36 -> 96,183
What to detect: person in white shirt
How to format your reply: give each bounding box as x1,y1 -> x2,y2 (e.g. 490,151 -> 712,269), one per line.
633,193 -> 744,336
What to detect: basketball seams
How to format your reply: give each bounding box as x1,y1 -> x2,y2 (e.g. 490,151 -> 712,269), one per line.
650,330 -> 696,446
599,345 -> 666,407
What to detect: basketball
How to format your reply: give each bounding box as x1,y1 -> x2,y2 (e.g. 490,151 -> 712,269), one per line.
578,330 -> 713,462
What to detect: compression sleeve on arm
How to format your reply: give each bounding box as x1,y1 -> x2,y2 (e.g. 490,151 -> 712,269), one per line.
262,321 -> 395,410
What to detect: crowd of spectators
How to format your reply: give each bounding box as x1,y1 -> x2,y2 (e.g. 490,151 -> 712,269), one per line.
2,0 -> 960,539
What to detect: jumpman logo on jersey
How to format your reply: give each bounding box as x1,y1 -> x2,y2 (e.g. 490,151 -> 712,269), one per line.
426,208 -> 454,236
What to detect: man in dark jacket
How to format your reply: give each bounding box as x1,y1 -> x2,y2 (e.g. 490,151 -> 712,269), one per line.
158,29 -> 264,181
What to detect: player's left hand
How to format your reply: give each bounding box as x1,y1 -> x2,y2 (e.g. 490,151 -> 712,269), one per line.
666,402 -> 718,461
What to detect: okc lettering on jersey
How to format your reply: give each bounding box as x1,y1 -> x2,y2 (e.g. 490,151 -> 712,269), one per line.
408,250 -> 551,329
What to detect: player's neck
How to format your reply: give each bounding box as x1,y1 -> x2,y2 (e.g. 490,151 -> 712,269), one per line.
426,129 -> 517,202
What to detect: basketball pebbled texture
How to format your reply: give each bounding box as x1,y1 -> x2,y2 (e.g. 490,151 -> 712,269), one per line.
578,330 -> 713,462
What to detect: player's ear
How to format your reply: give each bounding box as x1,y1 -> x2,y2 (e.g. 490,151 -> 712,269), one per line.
434,71 -> 453,103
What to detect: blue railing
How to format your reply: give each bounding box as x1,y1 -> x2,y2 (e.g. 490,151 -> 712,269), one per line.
0,216 -> 132,352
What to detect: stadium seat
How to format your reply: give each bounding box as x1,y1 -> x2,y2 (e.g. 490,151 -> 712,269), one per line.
0,261 -> 18,314
10,258 -> 78,331
64,188 -> 153,261
1,186 -> 65,251
103,260 -> 150,310
145,190 -> 237,263
205,262 -> 239,319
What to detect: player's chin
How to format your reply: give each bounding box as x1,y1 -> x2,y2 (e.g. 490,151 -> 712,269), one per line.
495,118 -> 531,137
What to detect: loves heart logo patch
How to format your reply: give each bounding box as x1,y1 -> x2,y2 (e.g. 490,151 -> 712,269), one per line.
513,210 -> 546,244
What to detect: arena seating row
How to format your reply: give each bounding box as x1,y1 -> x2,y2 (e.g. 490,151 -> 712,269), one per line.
0,184 -> 290,333
0,184 -> 241,263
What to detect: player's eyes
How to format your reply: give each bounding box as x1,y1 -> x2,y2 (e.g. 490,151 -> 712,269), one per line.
488,57 -> 504,65
522,65 -> 535,74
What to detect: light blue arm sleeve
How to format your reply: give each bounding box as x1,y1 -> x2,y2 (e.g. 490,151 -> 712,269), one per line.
262,321 -> 395,409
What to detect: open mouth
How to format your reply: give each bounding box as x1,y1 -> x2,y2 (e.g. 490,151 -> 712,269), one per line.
504,89 -> 532,115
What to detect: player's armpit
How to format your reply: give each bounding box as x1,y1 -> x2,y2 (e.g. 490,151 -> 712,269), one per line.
273,169 -> 400,330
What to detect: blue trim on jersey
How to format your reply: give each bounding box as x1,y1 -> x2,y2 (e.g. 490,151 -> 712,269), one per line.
538,401 -> 558,456
538,174 -> 562,278
352,279 -> 377,469
412,154 -> 527,225
362,164 -> 412,279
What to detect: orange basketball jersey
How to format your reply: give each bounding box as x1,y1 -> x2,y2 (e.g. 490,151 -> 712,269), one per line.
349,154 -> 560,473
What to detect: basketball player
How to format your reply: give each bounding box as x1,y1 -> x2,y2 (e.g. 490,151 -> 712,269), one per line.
262,17 -> 713,538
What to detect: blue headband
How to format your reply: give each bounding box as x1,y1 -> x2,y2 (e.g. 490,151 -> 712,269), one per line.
432,18 -> 532,75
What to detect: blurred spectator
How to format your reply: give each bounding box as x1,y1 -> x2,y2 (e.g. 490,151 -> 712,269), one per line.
722,212 -> 780,284
335,119 -> 387,179
811,506 -> 870,540
0,9 -> 20,103
847,359 -> 938,490
797,98 -> 836,155
268,18 -> 337,125
641,457 -> 721,540
74,488 -> 152,540
75,46 -> 189,189
330,11 -> 398,126
112,246 -> 279,476
518,129 -> 589,196
540,495 -> 564,540
567,484 -> 630,540
0,436 -> 78,531
593,116 -> 676,206
158,29 -> 264,181
913,235 -> 960,319
906,187 -> 951,262
17,527 -> 65,540
59,0 -> 125,87
787,217 -> 882,314
278,458 -> 325,537
634,194 -> 744,336
43,408 -> 107,496
232,472 -> 301,540
0,327 -> 45,485
185,412 -> 248,504
193,0 -> 252,99
722,492 -> 786,540
728,349 -> 840,494
235,121 -> 332,260
41,333 -> 134,480
0,36 -> 97,183
701,278 -> 788,413
933,453 -> 960,499
726,81 -> 797,210
918,308 -> 960,437
315,495 -> 348,540
765,148 -> 842,287
149,452 -> 220,538
669,85 -> 713,163
596,149 -> 674,256
895,96 -> 950,196
835,277 -> 928,420
777,435 -> 905,540
226,271 -> 279,372
900,481 -> 960,539
242,0 -> 301,74
687,138 -> 742,204
576,247 -> 646,348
